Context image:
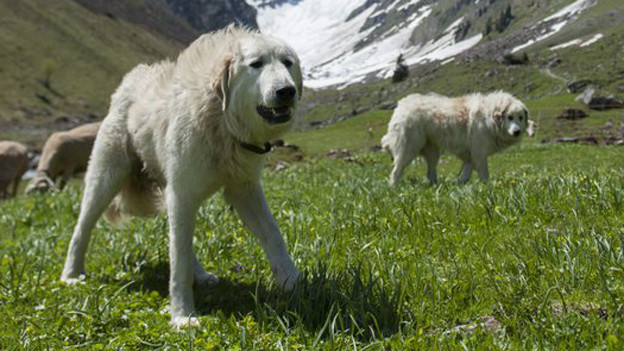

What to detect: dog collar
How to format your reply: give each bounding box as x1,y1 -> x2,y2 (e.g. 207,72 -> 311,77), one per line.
240,141 -> 273,155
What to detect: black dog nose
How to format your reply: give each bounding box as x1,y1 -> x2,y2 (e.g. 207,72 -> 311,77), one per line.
513,130 -> 521,136
276,86 -> 296,101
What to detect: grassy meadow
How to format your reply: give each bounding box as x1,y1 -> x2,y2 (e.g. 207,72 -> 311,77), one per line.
2,127 -> 624,349
1,0 -> 624,348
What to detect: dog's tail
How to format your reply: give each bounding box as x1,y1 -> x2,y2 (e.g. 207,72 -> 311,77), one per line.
381,123 -> 403,156
381,132 -> 393,153
103,172 -> 164,225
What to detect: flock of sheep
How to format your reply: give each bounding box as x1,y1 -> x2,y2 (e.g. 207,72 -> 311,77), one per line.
0,122 -> 100,199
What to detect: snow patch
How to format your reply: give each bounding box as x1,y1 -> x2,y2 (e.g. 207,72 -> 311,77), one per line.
512,0 -> 596,53
580,33 -> 603,47
550,32 -> 604,50
550,38 -> 583,50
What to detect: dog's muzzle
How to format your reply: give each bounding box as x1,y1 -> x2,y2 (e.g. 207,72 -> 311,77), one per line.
256,86 -> 297,125
256,105 -> 293,124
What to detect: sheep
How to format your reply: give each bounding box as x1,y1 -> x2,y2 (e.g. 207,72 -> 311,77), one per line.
26,122 -> 100,193
0,141 -> 29,199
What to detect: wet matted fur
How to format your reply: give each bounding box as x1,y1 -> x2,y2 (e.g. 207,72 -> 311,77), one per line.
60,27 -> 303,327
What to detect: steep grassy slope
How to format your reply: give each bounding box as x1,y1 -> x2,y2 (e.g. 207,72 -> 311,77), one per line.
0,0 -> 182,144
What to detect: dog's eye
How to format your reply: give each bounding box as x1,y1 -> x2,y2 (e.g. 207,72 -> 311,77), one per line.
507,115 -> 513,121
249,60 -> 264,69
519,115 -> 523,121
282,59 -> 293,68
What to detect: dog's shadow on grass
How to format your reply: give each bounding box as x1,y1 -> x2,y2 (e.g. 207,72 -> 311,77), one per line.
134,261 -> 403,341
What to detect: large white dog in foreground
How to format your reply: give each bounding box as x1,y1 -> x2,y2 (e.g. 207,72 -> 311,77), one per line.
382,92 -> 533,186
61,27 -> 303,327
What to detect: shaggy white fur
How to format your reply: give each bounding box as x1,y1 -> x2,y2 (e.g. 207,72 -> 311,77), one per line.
381,91 -> 532,186
60,26 -> 303,327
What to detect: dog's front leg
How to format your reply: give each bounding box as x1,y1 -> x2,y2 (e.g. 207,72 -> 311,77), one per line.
472,156 -> 490,183
225,183 -> 299,291
166,185 -> 202,327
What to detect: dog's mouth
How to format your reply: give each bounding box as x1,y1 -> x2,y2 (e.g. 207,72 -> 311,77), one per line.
257,105 -> 292,125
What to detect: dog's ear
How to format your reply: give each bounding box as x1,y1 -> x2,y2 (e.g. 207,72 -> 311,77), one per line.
295,64 -> 303,100
493,101 -> 511,122
217,58 -> 232,111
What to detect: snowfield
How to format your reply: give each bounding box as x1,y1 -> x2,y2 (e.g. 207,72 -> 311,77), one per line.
248,0 -> 597,88
247,0 -> 481,89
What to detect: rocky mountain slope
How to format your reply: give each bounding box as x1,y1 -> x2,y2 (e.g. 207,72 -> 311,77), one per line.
165,0 -> 257,35
249,0 -> 621,88
0,0 -> 257,143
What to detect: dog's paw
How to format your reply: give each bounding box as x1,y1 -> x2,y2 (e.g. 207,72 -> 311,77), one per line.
194,271 -> 218,287
60,274 -> 86,285
274,265 -> 299,292
171,316 -> 201,329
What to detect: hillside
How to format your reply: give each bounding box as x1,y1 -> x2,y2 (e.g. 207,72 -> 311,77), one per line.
0,0 -> 184,144
0,0 -> 257,146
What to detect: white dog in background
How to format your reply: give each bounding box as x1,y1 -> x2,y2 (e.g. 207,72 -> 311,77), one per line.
60,27 -> 303,327
382,91 -> 534,186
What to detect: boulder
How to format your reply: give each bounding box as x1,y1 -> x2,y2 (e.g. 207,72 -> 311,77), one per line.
575,86 -> 595,105
500,52 -> 529,65
557,108 -> 587,120
547,57 -> 562,68
379,101 -> 397,110
576,87 -> 624,110
555,136 -> 598,145
587,96 -> 624,111
566,79 -> 592,94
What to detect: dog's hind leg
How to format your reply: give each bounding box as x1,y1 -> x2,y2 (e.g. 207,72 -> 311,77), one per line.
192,252 -> 218,286
389,130 -> 423,186
421,145 -> 440,185
225,183 -> 299,291
472,154 -> 490,183
61,122 -> 130,283
458,161 -> 473,184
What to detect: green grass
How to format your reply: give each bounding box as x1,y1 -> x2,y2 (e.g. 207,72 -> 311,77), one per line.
2,143 -> 624,349
1,2 -> 624,347
287,110 -> 391,155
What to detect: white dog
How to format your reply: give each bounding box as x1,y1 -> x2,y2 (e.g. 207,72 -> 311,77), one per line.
381,91 -> 533,185
60,27 -> 303,327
